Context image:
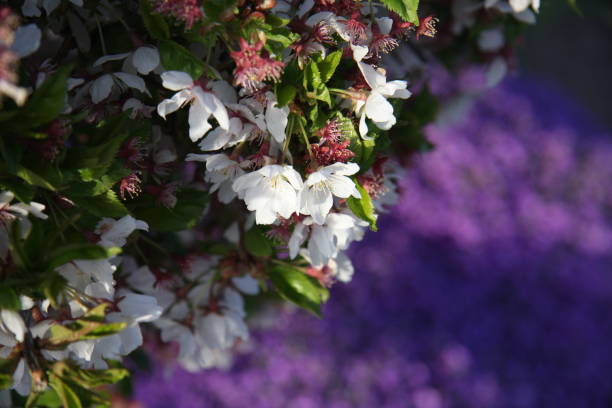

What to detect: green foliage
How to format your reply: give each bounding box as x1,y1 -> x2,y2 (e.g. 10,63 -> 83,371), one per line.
129,189 -> 209,232
0,286 -> 21,310
49,304 -> 127,346
159,40 -> 205,79
268,265 -> 329,317
139,0 -> 170,40
3,65 -> 72,130
380,0 -> 420,24
244,227 -> 274,257
46,244 -> 121,270
347,180 -> 378,231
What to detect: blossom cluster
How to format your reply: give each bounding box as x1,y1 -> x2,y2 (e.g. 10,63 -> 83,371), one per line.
0,0 -> 545,405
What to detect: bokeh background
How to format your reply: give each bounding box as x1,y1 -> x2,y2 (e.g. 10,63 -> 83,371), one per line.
128,3 -> 612,407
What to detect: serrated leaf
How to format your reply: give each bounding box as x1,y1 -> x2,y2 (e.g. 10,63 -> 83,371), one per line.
244,227 -> 274,257
380,0 -> 420,25
71,190 -> 129,218
276,84 -> 296,107
347,180 -> 378,231
14,165 -> 57,191
268,265 -> 328,317
10,65 -> 73,129
318,50 -> 342,83
159,40 -> 204,79
139,0 -> 170,40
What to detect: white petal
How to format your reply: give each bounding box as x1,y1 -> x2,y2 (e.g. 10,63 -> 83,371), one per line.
114,72 -> 148,94
199,127 -> 232,151
195,87 -> 229,130
11,25 -> 42,58
118,325 -> 142,355
358,110 -> 369,138
351,44 -> 369,63
305,188 -> 333,225
486,57 -> 508,88
210,80 -> 237,105
157,89 -> 191,119
329,175 -> 361,198
93,53 -> 130,67
132,47 -> 160,75
265,100 -> 289,144
288,223 -> 307,259
0,310 -> 25,342
365,91 -> 395,123
509,0 -> 530,12
232,275 -> 259,295
376,17 -> 394,35
90,74 -> 114,104
161,71 -> 194,91
358,62 -> 386,90
188,101 -> 213,142
22,0 -> 41,17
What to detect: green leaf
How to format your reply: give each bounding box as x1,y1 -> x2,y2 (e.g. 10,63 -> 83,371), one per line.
27,389 -> 62,408
47,244 -> 121,270
380,0 -> 420,25
244,227 -> 274,257
128,189 -> 208,232
71,190 -> 129,218
318,50 -> 343,83
139,0 -> 170,40
276,84 -> 297,107
337,114 -> 376,171
12,65 -> 73,129
315,84 -> 332,107
347,180 -> 378,231
64,366 -> 129,388
41,273 -> 68,307
49,304 -> 127,346
49,376 -> 83,408
0,286 -> 21,310
304,60 -> 323,93
268,265 -> 329,317
159,40 -> 205,79
14,164 -> 58,191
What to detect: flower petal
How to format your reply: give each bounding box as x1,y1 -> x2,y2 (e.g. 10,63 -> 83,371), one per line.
157,89 -> 191,119
132,47 -> 160,75
90,74 -> 114,104
161,71 -> 193,91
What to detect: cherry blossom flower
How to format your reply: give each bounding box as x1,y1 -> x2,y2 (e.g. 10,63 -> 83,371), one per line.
186,154 -> 246,203
299,162 -> 361,225
157,71 -> 230,142
232,165 -> 304,225
355,62 -> 411,138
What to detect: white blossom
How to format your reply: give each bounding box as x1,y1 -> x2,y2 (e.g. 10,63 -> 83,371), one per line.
186,154 -> 246,203
355,62 -> 411,138
299,163 -> 361,225
232,165 -> 304,224
157,71 -> 231,142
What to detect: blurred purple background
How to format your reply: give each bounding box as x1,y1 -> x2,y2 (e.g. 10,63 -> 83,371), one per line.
130,77 -> 612,407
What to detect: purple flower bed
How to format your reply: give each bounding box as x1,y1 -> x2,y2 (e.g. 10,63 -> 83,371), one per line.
132,79 -> 612,408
